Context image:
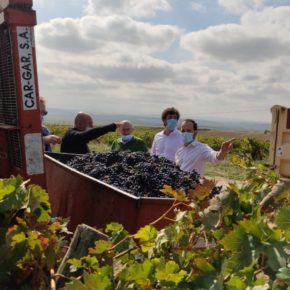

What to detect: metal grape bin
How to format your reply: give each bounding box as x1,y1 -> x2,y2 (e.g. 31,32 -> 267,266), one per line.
45,153 -> 176,233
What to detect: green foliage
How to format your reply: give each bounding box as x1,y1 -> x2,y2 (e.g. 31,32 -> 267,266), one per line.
63,162 -> 289,290
2,157 -> 288,289
0,176 -> 69,290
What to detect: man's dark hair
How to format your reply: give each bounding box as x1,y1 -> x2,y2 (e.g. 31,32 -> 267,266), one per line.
161,107 -> 180,121
183,119 -> 198,130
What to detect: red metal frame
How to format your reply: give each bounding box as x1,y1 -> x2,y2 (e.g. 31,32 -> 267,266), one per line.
0,0 -> 46,187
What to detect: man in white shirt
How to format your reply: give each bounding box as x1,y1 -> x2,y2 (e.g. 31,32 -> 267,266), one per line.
175,119 -> 235,177
150,107 -> 183,162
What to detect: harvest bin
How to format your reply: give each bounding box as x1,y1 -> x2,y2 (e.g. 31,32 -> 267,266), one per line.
44,153 -> 176,233
269,105 -> 290,178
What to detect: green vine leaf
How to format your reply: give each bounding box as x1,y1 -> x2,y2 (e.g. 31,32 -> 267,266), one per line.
195,257 -> 215,273
276,266 -> 290,282
120,259 -> 153,287
134,225 -> 158,253
90,240 -> 113,255
28,185 -> 51,222
225,275 -> 247,290
275,207 -> 290,230
155,260 -> 187,284
0,185 -> 15,200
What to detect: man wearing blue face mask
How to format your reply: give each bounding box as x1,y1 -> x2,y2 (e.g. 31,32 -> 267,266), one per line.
150,107 -> 183,162
175,119 -> 235,177
111,120 -> 148,152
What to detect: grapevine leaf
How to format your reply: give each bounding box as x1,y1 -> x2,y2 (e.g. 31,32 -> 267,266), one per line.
219,225 -> 248,252
239,218 -> 272,240
155,260 -> 187,284
265,244 -> 287,271
0,185 -> 15,199
275,207 -> 290,230
213,228 -> 226,240
0,179 -> 28,214
225,276 -> 247,290
120,259 -> 152,286
276,267 -> 290,282
189,179 -> 214,201
90,240 -> 113,255
27,231 -> 41,251
11,232 -> 26,246
219,225 -> 253,271
195,257 -> 215,273
105,223 -> 123,234
66,277 -> 87,290
82,271 -> 112,290
68,258 -> 83,269
28,185 -> 51,222
160,185 -> 187,201
134,225 -> 158,252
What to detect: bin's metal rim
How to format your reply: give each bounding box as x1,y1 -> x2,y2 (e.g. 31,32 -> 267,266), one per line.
44,153 -> 174,202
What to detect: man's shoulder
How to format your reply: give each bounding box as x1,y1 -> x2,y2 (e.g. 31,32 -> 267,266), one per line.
155,131 -> 164,137
133,136 -> 145,142
63,127 -> 75,135
194,140 -> 214,152
171,129 -> 182,137
113,138 -> 123,144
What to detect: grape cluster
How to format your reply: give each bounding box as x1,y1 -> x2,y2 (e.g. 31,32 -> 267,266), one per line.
209,185 -> 223,198
66,152 -> 200,198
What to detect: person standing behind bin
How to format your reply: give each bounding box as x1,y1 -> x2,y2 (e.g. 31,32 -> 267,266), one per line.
111,120 -> 148,152
150,107 -> 183,162
175,119 -> 235,177
61,112 -> 119,154
39,96 -> 62,152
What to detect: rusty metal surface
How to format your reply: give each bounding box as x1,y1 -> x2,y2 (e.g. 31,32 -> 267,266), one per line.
45,154 -> 175,233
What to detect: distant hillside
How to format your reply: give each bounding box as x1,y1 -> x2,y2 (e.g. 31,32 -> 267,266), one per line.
46,108 -> 270,132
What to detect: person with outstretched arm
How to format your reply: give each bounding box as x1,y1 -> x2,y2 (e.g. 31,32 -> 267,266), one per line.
175,119 -> 235,177
61,112 -> 119,154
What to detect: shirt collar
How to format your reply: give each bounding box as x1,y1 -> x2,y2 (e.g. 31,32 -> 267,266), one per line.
185,139 -> 197,148
163,128 -> 180,135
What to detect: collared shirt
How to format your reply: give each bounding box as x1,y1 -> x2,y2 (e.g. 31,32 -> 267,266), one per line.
175,140 -> 221,177
150,129 -> 183,162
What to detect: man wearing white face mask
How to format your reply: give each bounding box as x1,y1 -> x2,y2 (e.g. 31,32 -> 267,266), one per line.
61,112 -> 119,154
150,107 -> 183,162
175,119 -> 235,177
111,120 -> 148,152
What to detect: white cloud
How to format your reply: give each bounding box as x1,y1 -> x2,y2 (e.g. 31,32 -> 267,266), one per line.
191,2 -> 206,13
36,16 -> 180,54
34,2 -> 290,123
181,7 -> 290,63
86,0 -> 171,18
218,0 -> 265,15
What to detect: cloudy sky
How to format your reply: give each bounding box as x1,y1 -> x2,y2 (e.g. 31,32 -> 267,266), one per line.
33,0 -> 290,123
